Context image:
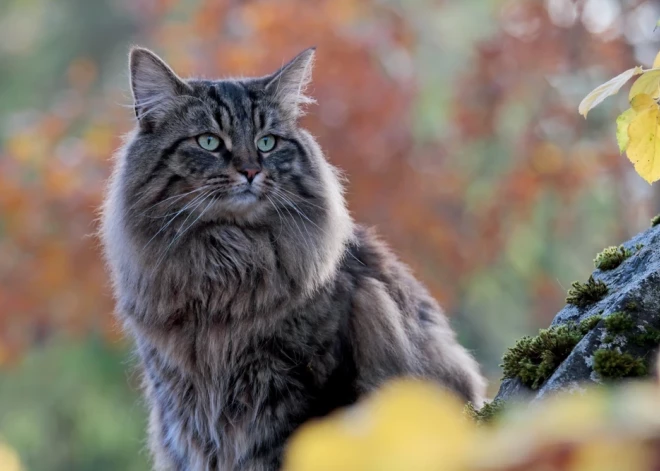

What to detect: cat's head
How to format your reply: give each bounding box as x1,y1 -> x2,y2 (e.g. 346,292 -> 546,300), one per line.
119,46 -> 341,231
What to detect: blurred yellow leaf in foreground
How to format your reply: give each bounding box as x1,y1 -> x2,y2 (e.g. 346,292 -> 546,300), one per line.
283,379 -> 475,471
0,442 -> 23,471
284,376 -> 660,471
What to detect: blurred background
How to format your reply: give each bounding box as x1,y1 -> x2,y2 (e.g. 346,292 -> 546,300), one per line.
1,0 -> 659,469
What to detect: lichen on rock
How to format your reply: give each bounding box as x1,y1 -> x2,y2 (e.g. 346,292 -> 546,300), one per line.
602,312 -> 635,343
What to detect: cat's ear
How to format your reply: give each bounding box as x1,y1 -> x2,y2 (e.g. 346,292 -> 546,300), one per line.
265,48 -> 316,119
129,47 -> 190,123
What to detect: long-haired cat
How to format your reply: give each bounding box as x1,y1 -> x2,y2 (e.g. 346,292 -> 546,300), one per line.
101,46 -> 486,471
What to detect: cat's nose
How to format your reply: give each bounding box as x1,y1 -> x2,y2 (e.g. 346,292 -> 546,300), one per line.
239,167 -> 261,183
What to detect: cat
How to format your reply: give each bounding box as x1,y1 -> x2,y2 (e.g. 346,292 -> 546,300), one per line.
100,46 -> 486,471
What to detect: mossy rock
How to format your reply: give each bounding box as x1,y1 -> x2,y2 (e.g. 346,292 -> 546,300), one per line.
500,316 -> 601,389
496,224 -> 660,403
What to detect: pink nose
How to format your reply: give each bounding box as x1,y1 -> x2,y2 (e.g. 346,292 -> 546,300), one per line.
240,168 -> 261,183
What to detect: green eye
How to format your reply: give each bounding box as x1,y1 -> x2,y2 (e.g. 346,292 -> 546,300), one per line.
257,134 -> 276,153
197,134 -> 221,151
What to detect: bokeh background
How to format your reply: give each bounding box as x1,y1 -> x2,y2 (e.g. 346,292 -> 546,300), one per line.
1,0 -> 659,469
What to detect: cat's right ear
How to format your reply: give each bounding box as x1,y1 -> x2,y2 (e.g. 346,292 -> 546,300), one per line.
129,47 -> 190,124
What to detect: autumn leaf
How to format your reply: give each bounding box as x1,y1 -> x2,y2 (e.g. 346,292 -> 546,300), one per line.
0,442 -> 23,471
283,379 -> 475,471
626,98 -> 660,183
629,70 -> 660,100
631,93 -> 658,112
618,95 -> 659,157
616,107 -> 635,153
579,67 -> 643,117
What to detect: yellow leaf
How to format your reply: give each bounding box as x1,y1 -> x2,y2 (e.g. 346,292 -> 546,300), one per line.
629,70 -> 660,100
653,50 -> 660,68
616,108 -> 635,153
631,93 -> 657,112
283,379 -> 475,471
579,67 -> 643,117
626,101 -> 660,184
0,442 -> 23,471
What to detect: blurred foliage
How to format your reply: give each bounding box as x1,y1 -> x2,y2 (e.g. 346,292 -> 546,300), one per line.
0,337 -> 147,471
1,0 -> 660,468
284,376 -> 660,471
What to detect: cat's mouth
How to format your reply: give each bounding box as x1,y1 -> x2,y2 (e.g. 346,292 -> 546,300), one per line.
232,184 -> 261,199
219,184 -> 264,210
190,182 -> 269,223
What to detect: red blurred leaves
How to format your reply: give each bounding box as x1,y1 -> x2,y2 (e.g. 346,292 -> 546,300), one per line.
0,0 -> 642,360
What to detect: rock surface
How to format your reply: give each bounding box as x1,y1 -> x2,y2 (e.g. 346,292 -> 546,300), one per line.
495,224 -> 660,402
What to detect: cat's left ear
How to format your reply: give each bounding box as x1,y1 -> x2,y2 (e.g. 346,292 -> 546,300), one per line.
129,47 -> 191,124
265,48 -> 316,119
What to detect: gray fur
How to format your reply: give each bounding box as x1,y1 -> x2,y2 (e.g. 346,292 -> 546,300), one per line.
101,47 -> 486,471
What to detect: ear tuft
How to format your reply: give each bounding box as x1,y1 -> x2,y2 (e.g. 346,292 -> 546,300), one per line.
265,48 -> 317,119
129,47 -> 189,122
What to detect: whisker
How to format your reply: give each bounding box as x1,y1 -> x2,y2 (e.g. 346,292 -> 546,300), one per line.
142,190 -> 211,250
264,194 -> 285,243
141,186 -> 211,218
269,192 -> 313,254
273,186 -> 326,211
172,191 -> 215,237
153,191 -> 219,270
271,188 -> 365,266
271,190 -> 325,234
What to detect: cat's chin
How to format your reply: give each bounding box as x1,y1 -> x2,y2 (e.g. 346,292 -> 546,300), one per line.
200,193 -> 269,225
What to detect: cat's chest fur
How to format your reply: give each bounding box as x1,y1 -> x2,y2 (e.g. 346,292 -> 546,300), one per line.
133,297 -> 350,469
137,325 -> 307,467
122,226 -> 311,327
124,226 -> 355,468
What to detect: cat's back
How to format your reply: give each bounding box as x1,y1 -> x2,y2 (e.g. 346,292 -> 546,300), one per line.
340,224 -> 442,323
337,225 -> 485,401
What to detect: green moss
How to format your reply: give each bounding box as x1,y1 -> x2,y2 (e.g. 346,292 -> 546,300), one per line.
594,246 -> 632,270
579,315 -> 603,334
464,399 -> 505,425
592,349 -> 647,379
651,214 -> 660,227
566,276 -> 608,308
501,316 -> 601,389
598,310 -> 660,355
603,312 -> 635,335
633,327 -> 660,348
625,301 -> 638,311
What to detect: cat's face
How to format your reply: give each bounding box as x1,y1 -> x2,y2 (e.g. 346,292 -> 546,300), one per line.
122,47 -> 323,228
